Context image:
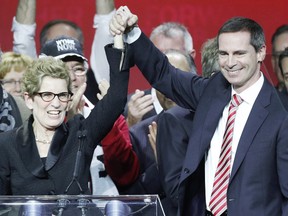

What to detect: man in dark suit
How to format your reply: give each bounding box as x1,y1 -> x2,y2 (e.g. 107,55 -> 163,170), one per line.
110,7 -> 288,216
156,105 -> 195,215
122,49 -> 196,216
155,36 -> 218,215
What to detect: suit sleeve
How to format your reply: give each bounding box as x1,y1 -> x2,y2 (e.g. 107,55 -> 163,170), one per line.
277,115 -> 288,215
129,32 -> 208,111
101,114 -> 140,186
83,45 -> 129,146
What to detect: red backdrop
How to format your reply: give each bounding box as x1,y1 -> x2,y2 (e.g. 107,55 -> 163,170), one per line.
1,0 -> 287,93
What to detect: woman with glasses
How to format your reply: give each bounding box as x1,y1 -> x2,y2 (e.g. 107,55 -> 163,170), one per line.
39,36 -> 140,196
0,52 -> 33,97
0,37 -> 129,196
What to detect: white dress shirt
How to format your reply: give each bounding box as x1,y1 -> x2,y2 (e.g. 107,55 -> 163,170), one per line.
151,88 -> 163,114
205,73 -> 264,210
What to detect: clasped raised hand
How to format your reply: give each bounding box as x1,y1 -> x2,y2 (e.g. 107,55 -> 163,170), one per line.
109,6 -> 138,36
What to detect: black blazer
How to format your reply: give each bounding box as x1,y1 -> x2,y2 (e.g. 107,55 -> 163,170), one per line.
128,32 -> 288,216
0,46 -> 129,195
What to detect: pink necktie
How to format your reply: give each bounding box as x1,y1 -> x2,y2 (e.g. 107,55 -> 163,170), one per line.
209,94 -> 243,216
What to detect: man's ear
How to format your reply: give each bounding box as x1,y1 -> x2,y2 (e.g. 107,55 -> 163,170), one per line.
257,45 -> 266,63
23,92 -> 33,110
190,49 -> 196,60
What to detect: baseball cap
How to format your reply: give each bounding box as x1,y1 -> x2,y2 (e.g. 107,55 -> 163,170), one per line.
39,36 -> 88,62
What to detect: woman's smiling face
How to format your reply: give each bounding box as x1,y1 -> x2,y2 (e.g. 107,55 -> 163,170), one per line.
26,76 -> 69,130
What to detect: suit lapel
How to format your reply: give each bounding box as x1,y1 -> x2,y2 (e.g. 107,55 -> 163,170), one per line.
201,89 -> 231,153
230,82 -> 271,182
180,76 -> 232,183
45,124 -> 68,170
17,116 -> 68,177
17,116 -> 47,178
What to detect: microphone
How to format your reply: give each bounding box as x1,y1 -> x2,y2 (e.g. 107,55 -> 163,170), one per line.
74,130 -> 87,178
104,200 -> 131,216
64,129 -> 87,194
77,198 -> 90,216
55,198 -> 70,216
73,149 -> 82,178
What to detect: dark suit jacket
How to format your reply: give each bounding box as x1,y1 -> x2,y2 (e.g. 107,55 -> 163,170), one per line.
277,88 -> 288,111
126,112 -> 177,216
0,46 -> 129,195
128,32 -> 288,216
122,114 -> 163,196
157,106 -> 195,215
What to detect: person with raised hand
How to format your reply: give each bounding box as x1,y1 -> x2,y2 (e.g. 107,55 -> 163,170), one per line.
0,29 -> 130,200
110,6 -> 288,216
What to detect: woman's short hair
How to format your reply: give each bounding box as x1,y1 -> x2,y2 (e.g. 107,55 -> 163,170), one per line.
22,57 -> 71,96
0,52 -> 33,79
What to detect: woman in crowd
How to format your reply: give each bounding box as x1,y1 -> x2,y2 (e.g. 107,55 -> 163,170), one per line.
0,52 -> 33,97
0,41 -> 129,195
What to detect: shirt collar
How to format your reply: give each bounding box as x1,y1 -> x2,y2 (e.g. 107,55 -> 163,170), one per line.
151,88 -> 163,114
231,72 -> 264,105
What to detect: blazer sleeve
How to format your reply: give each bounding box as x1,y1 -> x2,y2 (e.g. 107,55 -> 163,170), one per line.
101,114 -> 140,186
83,45 -> 129,146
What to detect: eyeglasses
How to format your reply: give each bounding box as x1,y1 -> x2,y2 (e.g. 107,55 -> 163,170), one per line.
0,79 -> 22,86
272,51 -> 284,58
67,65 -> 87,76
35,92 -> 72,102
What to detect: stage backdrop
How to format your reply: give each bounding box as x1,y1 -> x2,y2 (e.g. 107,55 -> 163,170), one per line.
1,0 -> 287,93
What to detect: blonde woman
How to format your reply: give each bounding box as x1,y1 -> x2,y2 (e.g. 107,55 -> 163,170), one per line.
0,52 -> 33,97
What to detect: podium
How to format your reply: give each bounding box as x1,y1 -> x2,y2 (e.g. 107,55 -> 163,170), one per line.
0,195 -> 166,216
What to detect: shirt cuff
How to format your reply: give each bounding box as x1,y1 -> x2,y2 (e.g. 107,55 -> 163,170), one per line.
11,17 -> 36,36
93,9 -> 116,29
124,27 -> 141,44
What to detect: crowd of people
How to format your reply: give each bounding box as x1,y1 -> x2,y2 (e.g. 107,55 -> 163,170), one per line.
0,0 -> 287,216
